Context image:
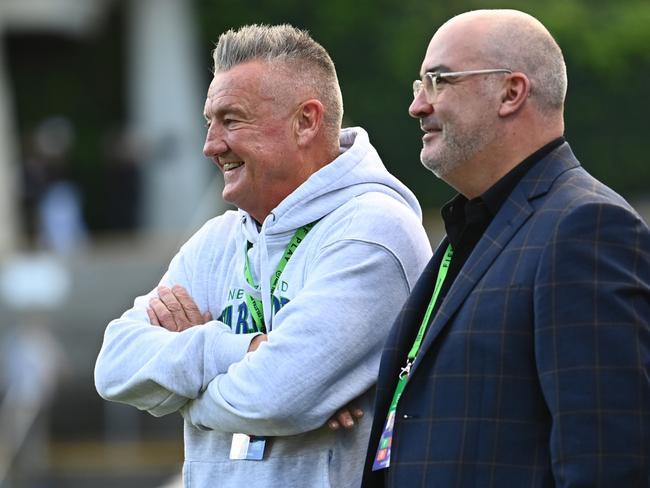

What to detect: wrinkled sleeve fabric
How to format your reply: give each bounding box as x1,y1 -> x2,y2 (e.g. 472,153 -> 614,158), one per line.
534,202 -> 650,486
94,220 -> 257,417
182,238 -> 424,436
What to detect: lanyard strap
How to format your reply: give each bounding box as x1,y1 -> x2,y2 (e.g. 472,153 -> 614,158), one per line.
388,244 -> 453,413
243,221 -> 318,333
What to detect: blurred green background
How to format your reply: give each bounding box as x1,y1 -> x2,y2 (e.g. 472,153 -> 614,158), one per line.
195,0 -> 650,208
7,0 -> 650,234
0,0 -> 648,487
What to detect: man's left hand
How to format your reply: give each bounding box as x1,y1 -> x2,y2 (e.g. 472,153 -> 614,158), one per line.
327,404 -> 364,430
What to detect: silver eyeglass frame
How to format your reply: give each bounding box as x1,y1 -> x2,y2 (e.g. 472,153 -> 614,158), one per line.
413,68 -> 512,103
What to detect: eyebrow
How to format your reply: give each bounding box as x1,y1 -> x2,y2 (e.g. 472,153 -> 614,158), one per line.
420,64 -> 451,77
204,103 -> 247,121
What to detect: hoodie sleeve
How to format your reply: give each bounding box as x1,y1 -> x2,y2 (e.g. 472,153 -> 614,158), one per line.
181,230 -> 431,436
94,218 -> 257,417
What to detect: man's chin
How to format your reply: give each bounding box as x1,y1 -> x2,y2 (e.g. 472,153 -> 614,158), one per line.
422,157 -> 457,180
221,189 -> 240,208
421,153 -> 442,175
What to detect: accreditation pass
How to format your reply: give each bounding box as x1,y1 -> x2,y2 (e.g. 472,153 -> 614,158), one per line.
230,433 -> 266,460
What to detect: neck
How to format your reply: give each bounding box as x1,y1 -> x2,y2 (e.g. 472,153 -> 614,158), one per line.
289,140 -> 339,193
446,119 -> 563,199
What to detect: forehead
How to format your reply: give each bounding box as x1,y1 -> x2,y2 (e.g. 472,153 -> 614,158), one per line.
204,60 -> 276,115
420,18 -> 487,75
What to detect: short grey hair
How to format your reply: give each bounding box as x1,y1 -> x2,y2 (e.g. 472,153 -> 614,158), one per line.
213,24 -> 343,137
476,10 -> 568,114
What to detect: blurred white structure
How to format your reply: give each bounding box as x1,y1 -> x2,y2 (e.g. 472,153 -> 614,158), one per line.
0,24 -> 19,257
0,0 -> 217,258
127,0 -> 213,233
0,3 -> 217,480
0,255 -> 69,484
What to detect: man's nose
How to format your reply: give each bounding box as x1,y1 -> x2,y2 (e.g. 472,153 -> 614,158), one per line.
203,125 -> 227,158
408,90 -> 434,119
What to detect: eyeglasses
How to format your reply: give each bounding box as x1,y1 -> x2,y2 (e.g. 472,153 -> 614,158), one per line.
413,68 -> 512,104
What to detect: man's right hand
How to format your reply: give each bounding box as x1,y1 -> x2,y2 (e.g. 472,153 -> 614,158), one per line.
149,285 -> 269,356
148,285 -> 212,332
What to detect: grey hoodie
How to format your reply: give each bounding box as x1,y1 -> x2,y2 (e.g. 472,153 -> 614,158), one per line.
95,127 -> 432,487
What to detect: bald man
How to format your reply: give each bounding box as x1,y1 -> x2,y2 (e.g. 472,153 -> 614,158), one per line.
362,9 -> 650,487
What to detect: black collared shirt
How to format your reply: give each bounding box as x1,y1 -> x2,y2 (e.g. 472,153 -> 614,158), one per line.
433,137 -> 565,314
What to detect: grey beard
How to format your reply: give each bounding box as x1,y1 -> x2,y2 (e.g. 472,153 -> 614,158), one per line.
420,125 -> 493,178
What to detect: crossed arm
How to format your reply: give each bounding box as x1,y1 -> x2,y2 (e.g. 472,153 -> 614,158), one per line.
148,284 -> 362,429
148,285 -> 266,352
95,234 -> 421,436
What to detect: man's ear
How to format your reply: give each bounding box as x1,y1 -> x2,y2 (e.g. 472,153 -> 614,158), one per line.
498,72 -> 531,117
294,99 -> 324,146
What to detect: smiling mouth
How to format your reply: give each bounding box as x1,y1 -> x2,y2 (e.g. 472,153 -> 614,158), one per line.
223,162 -> 244,171
423,128 -> 441,139
422,125 -> 442,140
420,118 -> 442,133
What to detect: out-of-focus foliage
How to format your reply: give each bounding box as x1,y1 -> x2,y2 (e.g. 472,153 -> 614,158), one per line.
196,0 -> 650,208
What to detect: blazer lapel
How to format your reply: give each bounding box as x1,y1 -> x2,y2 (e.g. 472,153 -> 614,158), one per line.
408,143 -> 581,379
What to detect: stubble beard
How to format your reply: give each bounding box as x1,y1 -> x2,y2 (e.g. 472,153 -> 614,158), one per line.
420,115 -> 496,179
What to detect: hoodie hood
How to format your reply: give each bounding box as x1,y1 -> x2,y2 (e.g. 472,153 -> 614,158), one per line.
239,127 -> 422,237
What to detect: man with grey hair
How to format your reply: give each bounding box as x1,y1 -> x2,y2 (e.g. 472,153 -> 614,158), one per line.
362,9 -> 650,487
94,24 -> 431,487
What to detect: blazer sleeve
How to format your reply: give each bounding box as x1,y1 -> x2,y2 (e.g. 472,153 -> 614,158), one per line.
534,201 -> 650,486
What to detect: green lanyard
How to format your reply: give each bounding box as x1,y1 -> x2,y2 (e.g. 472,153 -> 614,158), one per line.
243,221 -> 318,333
387,244 -> 453,414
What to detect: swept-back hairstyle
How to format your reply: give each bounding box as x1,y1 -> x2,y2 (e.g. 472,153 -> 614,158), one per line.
213,24 -> 343,137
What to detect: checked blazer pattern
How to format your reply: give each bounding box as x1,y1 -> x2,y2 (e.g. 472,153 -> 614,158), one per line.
362,143 -> 650,487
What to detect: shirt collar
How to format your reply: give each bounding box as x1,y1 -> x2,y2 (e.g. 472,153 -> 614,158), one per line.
481,136 -> 565,215
441,136 -> 565,230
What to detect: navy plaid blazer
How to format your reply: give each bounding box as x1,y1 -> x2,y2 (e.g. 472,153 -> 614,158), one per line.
362,143 -> 650,487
